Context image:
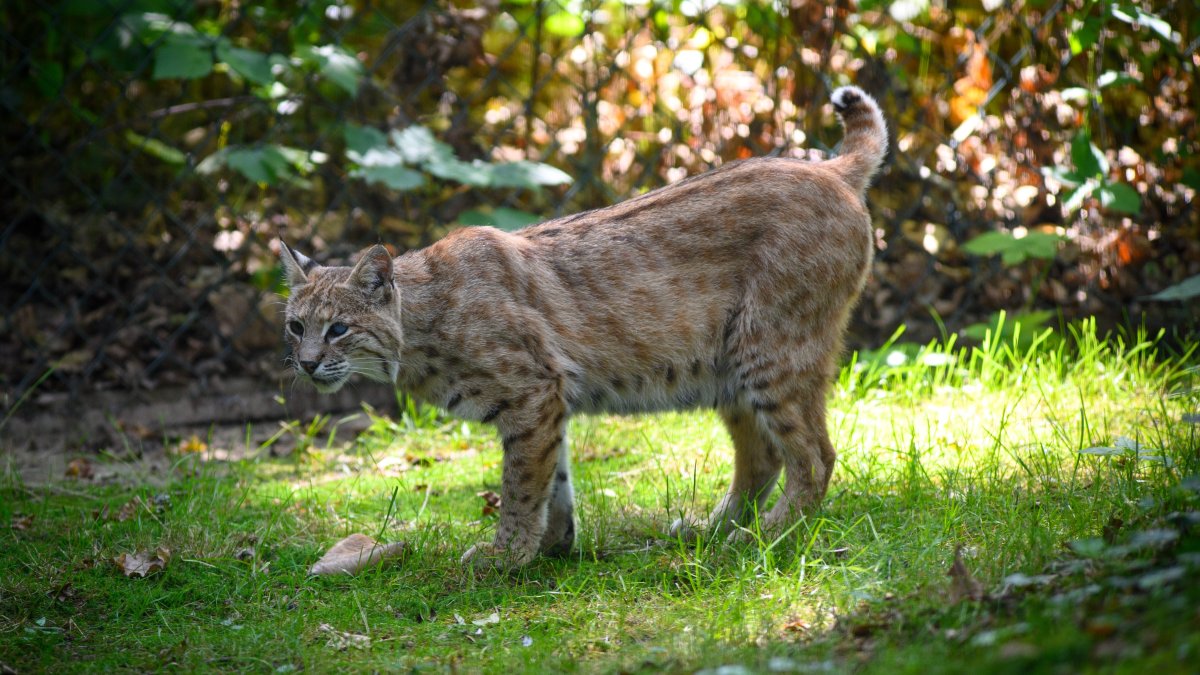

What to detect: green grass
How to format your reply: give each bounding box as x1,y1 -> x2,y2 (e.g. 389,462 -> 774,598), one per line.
2,318 -> 1199,673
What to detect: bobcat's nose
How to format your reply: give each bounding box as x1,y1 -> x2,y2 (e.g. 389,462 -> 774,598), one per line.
300,360 -> 320,374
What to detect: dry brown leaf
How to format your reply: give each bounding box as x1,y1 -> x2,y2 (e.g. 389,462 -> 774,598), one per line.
318,623 -> 371,650
65,457 -> 94,480
781,618 -> 810,634
117,497 -> 143,522
50,582 -> 77,603
309,533 -> 406,576
950,42 -> 993,124
477,490 -> 502,517
948,545 -> 984,602
471,612 -> 500,626
115,547 -> 171,578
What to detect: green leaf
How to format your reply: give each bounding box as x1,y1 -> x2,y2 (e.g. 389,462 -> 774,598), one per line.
124,130 -> 186,165
197,145 -> 319,187
961,232 -> 1014,257
1042,166 -> 1085,187
347,146 -> 405,168
1111,4 -> 1174,42
226,147 -> 290,184
301,44 -> 363,96
390,126 -> 454,165
352,165 -> 425,191
961,310 -> 1053,345
458,207 -> 542,231
1012,233 -> 1060,261
1098,182 -> 1141,214
426,157 -> 493,186
489,161 -> 573,189
1061,180 -> 1097,213
1145,274 -> 1200,302
343,126 -> 403,169
544,12 -> 585,37
1071,131 -> 1107,178
1000,249 -> 1023,266
343,124 -> 389,155
963,231 -> 1062,265
153,34 -> 213,80
274,146 -> 325,174
1068,16 -> 1101,55
216,42 -> 273,86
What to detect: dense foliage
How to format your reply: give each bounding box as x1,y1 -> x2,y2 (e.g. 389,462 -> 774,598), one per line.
1,0 -> 1196,397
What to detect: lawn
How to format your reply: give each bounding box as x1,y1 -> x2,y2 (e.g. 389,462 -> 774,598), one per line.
2,318 -> 1198,673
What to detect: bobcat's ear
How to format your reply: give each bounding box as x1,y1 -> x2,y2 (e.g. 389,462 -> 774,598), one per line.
279,240 -> 318,287
347,245 -> 395,300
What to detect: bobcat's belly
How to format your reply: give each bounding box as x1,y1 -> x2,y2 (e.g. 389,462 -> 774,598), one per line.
566,362 -> 736,415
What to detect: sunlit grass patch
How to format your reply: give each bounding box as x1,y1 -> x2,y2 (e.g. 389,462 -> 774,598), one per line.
1,320 -> 1197,672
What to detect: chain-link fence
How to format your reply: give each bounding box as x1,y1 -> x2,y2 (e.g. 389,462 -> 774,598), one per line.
3,0 -> 1197,411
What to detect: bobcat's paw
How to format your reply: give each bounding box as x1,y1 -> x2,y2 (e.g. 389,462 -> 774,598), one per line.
724,526 -> 758,545
460,542 -> 533,572
540,517 -> 576,557
668,518 -> 701,543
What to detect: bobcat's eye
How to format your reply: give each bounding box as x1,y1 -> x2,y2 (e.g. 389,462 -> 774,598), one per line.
288,321 -> 304,337
328,322 -> 349,338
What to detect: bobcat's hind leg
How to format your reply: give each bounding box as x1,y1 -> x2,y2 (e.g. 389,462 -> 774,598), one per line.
749,370 -> 837,538
540,436 -> 576,556
671,406 -> 782,541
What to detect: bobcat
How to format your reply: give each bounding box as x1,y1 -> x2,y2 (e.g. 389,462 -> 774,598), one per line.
279,86 -> 887,569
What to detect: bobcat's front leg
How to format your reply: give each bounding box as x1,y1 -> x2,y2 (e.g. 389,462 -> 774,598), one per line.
461,389 -> 568,570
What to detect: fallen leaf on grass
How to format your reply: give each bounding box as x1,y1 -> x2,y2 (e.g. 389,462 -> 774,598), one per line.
318,623 -> 371,650
115,547 -> 171,578
49,582 -> 77,603
781,618 -> 810,633
65,457 -> 94,479
948,545 -> 984,602
471,612 -> 500,626
308,533 -> 406,576
117,497 -> 143,522
477,490 -> 502,517
10,514 -> 33,531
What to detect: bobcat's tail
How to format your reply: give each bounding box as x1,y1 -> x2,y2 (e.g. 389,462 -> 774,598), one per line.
827,86 -> 888,196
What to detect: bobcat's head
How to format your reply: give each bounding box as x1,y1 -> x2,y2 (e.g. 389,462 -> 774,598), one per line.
278,242 -> 403,393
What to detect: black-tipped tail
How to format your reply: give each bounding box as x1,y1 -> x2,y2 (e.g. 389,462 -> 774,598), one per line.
828,86 -> 888,196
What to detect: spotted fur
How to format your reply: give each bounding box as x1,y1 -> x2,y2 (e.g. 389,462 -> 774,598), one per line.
280,86 -> 888,568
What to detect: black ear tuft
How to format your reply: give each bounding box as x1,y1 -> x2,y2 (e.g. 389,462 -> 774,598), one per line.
279,240 -> 318,287
347,245 -> 395,298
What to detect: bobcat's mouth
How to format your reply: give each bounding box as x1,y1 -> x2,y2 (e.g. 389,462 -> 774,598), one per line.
308,373 -> 346,393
